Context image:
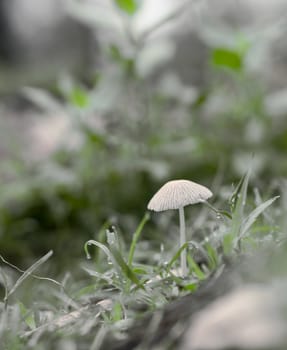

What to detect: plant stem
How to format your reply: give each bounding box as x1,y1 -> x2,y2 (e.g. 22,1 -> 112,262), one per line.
179,206 -> 187,277
128,212 -> 150,267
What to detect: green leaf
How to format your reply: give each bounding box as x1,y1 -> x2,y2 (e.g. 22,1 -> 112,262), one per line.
110,45 -> 123,62
109,45 -> 135,75
132,267 -> 149,274
218,210 -> 232,220
182,283 -> 198,292
187,256 -> 206,280
222,172 -> 250,254
18,301 -> 36,330
205,243 -> 219,270
230,171 -> 250,237
70,87 -> 89,108
112,301 -> 123,321
114,0 -> 138,15
212,47 -> 242,71
223,233 -> 234,255
236,195 -> 280,244
110,246 -> 144,289
166,242 -> 189,272
84,240 -> 144,289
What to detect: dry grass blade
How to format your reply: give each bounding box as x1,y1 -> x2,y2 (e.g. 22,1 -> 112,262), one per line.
4,250 -> 53,305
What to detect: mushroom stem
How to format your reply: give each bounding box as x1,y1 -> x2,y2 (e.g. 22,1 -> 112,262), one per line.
179,206 -> 187,277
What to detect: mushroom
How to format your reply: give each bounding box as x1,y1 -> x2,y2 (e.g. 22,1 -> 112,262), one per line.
147,179 -> 212,277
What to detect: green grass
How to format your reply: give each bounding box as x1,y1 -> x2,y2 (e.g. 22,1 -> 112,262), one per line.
0,173 -> 283,349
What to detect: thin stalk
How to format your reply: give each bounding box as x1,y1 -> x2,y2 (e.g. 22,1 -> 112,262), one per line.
179,206 -> 187,277
128,213 -> 150,267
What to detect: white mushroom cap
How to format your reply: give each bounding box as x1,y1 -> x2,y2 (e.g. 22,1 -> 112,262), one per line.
147,179 -> 213,212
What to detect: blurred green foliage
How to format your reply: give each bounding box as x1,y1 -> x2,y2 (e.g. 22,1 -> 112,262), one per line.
114,0 -> 139,15
212,47 -> 243,71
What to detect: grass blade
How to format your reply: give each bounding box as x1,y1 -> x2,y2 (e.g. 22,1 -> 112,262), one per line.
187,255 -> 206,280
222,172 -> 250,255
166,243 -> 189,272
205,243 -> 219,270
230,171 -> 250,237
4,250 -> 53,304
236,195 -> 280,244
84,240 -> 120,275
128,212 -> 150,267
85,240 -> 144,289
110,247 -> 144,289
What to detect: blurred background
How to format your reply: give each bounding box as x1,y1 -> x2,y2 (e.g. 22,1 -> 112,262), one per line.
0,0 -> 286,269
